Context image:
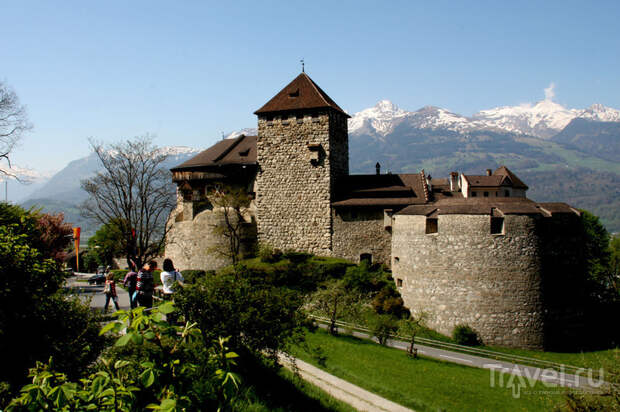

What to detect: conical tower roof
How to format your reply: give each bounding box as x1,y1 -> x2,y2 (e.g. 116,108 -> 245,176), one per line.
254,73 -> 350,117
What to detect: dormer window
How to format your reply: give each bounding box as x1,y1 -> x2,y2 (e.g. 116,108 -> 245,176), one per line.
288,89 -> 299,98
239,149 -> 250,157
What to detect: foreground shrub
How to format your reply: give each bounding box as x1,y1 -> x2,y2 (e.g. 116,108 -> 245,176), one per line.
175,266 -> 306,356
5,304 -> 242,411
0,208 -> 105,392
452,324 -> 481,346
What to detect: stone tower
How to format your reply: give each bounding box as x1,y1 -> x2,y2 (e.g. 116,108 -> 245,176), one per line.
254,73 -> 350,255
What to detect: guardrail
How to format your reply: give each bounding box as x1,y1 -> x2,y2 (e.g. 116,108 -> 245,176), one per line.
309,315 -> 611,379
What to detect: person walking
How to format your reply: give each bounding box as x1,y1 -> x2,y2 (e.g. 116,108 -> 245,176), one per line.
160,258 -> 184,300
136,260 -> 157,308
123,260 -> 138,309
103,272 -> 120,313
160,258 -> 184,324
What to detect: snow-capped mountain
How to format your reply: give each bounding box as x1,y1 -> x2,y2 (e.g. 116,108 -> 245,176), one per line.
225,128 -> 258,139
348,99 -> 620,139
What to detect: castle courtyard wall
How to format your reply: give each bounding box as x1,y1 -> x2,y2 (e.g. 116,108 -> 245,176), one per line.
332,208 -> 391,265
392,213 -> 545,349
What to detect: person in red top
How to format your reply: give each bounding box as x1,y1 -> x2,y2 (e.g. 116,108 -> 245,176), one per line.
103,271 -> 120,313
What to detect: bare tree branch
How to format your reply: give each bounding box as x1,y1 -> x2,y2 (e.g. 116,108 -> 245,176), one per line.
79,136 -> 176,268
0,81 -> 33,183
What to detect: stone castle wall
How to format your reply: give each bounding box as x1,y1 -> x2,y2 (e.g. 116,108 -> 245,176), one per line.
166,194 -> 257,271
332,208 -> 392,265
392,213 -> 545,349
255,111 -> 347,255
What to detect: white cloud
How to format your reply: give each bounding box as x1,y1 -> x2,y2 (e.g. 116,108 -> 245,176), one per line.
544,82 -> 556,101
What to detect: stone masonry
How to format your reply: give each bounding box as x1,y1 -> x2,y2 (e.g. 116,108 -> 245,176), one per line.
255,111 -> 348,255
392,213 -> 545,349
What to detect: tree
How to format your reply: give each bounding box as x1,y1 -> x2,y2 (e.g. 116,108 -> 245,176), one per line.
398,312 -> 429,357
208,185 -> 253,266
308,279 -> 362,335
0,81 -> 31,179
80,137 -> 176,269
85,218 -> 128,269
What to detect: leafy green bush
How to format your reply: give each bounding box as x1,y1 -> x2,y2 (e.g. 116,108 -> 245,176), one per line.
452,324 -> 481,346
0,205 -> 106,393
372,286 -> 410,319
181,269 -> 209,284
175,266 -> 305,355
258,244 -> 283,263
283,250 -> 311,264
367,313 -> 398,345
6,304 -> 242,411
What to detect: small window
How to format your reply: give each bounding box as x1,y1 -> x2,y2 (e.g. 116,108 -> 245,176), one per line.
483,191 -> 489,197
426,218 -> 438,234
505,190 -> 510,197
360,253 -> 372,264
288,89 -> 299,98
296,113 -> 303,119
491,217 -> 504,234
394,256 -> 399,263
397,278 -> 403,287
471,191 -> 477,197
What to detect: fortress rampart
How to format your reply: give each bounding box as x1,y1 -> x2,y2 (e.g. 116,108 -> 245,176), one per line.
392,213 -> 546,349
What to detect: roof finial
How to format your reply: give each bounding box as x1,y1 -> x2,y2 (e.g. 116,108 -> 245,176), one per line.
300,58 -> 305,73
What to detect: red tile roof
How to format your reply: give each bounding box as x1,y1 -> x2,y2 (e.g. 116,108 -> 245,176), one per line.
254,73 -> 350,117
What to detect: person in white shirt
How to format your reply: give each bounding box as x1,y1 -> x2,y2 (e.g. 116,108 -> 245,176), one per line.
160,258 -> 184,298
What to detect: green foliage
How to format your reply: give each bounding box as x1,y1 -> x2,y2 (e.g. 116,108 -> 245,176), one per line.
452,324 -> 481,346
257,244 -> 282,263
342,260 -> 389,293
180,269 -> 208,284
371,286 -> 410,319
85,219 -> 127,269
282,250 -> 311,264
308,279 -> 364,335
6,305 -> 242,411
367,313 -> 398,345
174,267 -> 306,356
0,204 -> 106,395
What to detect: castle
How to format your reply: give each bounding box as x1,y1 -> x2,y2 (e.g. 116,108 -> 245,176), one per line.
166,73 -> 586,350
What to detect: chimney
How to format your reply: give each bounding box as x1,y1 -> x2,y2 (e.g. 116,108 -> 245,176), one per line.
449,172 -> 459,192
426,174 -> 433,191
376,162 -> 381,175
486,169 -> 492,176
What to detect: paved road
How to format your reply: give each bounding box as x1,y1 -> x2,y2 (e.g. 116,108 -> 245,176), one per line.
279,354 -> 414,412
66,273 -> 131,313
329,327 -> 606,391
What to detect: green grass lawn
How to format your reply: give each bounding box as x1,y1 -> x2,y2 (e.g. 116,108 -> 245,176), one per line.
482,345 -> 619,372
232,355 -> 356,412
290,329 -> 568,412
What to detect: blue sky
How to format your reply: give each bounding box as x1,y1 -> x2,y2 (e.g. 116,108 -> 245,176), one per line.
2,0 -> 620,174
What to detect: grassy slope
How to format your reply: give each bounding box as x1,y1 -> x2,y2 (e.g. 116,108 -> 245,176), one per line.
290,329 -> 564,412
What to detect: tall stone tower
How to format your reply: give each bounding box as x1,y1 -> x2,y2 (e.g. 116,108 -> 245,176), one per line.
254,73 -> 349,255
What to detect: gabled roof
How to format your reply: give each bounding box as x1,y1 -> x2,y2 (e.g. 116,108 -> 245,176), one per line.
461,166 -> 528,189
254,73 -> 350,117
494,166 -> 528,189
171,134 -> 257,171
